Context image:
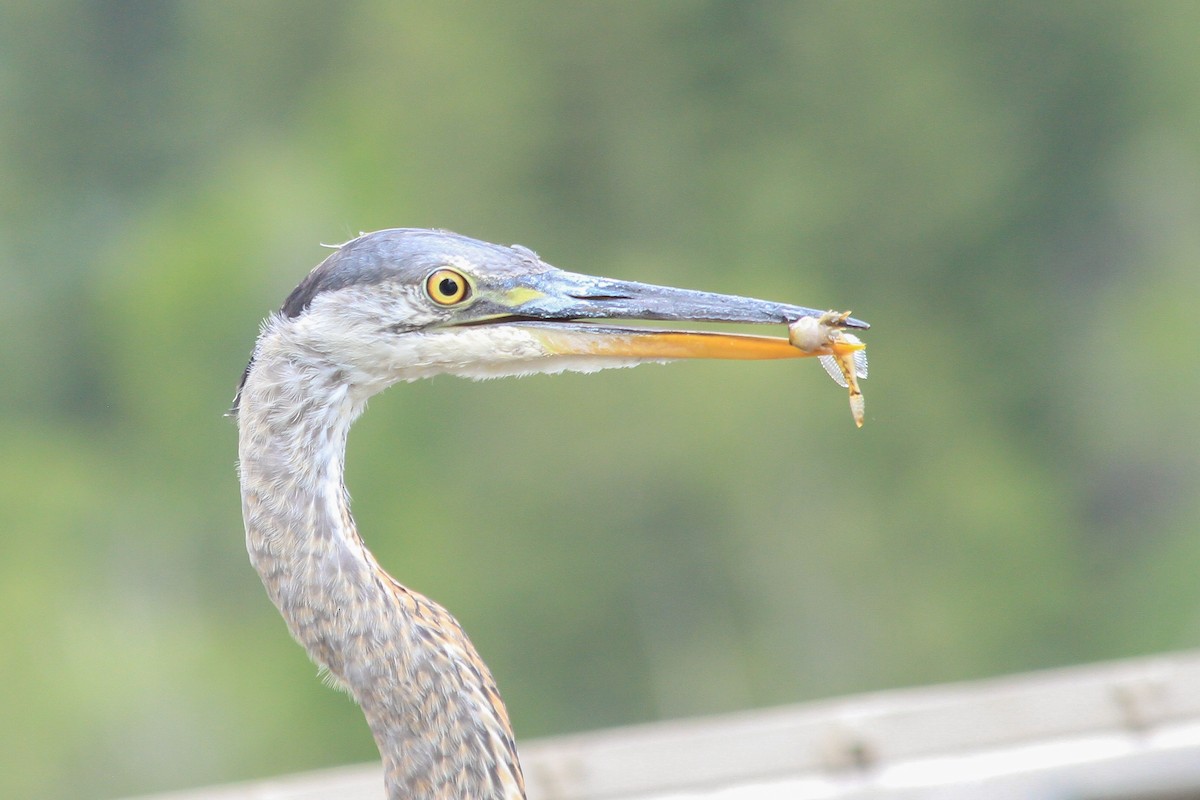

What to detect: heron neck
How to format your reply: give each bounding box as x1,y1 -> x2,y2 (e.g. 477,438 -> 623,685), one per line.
235,345 -> 525,800
236,356 -> 369,674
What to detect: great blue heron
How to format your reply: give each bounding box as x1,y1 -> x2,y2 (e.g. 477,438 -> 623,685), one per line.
232,228 -> 867,799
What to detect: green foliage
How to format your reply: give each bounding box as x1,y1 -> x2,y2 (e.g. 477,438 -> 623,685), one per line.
2,2 -> 1198,797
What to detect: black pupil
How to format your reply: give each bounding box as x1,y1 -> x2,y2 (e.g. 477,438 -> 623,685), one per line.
438,277 -> 460,298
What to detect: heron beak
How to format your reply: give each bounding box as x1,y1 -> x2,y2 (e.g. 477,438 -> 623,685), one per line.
481,269 -> 868,362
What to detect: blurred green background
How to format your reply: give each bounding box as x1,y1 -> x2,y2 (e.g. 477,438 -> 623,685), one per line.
2,2 -> 1199,798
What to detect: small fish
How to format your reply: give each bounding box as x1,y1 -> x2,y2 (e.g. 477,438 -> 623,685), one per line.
788,311 -> 868,428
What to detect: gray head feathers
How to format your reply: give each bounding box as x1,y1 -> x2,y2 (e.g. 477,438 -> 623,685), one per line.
280,229 -> 540,319
230,229 -> 545,415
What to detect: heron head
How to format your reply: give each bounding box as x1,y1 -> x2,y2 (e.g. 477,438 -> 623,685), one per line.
234,228 -> 866,411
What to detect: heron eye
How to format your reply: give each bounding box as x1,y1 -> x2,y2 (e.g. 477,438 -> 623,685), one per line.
425,268 -> 471,306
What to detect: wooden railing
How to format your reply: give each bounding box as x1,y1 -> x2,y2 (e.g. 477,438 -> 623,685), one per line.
125,649 -> 1200,800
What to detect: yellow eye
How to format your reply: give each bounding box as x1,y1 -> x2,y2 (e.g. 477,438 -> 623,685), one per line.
425,268 -> 471,306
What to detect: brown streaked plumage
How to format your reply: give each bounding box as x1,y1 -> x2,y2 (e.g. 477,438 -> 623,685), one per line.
233,228 -> 866,799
